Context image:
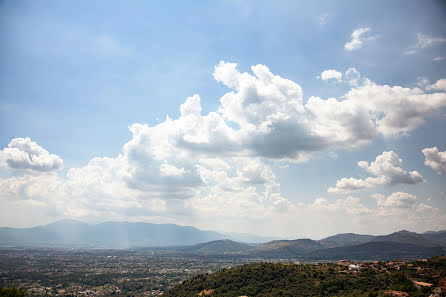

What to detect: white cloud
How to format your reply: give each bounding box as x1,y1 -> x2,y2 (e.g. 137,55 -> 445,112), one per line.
329,151 -> 424,193
372,192 -> 416,208
361,151 -> 424,184
1,62 -> 446,236
0,138 -> 63,172
0,161 -> 443,237
345,67 -> 361,86
319,69 -> 342,81
415,33 -> 446,49
344,27 -> 377,51
318,67 -> 361,86
422,147 -> 446,175
343,80 -> 446,136
428,78 -> 446,91
405,33 -> 446,55
433,56 -> 445,62
328,177 -> 372,193
160,162 -> 186,177
215,62 -> 446,158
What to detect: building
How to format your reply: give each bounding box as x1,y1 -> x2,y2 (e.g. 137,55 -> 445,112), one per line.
413,281 -> 433,289
384,290 -> 409,297
337,260 -> 354,266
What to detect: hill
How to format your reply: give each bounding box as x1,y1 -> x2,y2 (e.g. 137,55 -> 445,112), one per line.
253,238 -> 338,256
321,233 -> 375,246
185,239 -> 252,254
223,232 -> 278,243
371,230 -> 441,247
307,241 -> 446,261
422,230 -> 446,243
164,258 -> 446,297
249,230 -> 446,259
0,220 -> 226,247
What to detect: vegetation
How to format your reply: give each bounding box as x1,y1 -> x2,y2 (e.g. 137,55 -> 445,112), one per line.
0,287 -> 25,297
165,257 -> 446,297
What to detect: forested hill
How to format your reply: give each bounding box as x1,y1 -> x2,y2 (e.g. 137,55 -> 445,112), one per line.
164,257 -> 446,297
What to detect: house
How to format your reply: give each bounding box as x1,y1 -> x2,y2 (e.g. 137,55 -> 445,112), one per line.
338,260 -> 354,266
348,264 -> 361,271
360,262 -> 372,268
384,290 -> 409,297
413,281 -> 433,289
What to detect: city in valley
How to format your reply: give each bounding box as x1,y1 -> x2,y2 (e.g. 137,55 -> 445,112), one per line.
0,248 -> 292,296
1,248 -> 446,296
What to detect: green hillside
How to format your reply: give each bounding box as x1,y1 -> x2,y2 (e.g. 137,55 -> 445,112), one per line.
164,257 -> 446,297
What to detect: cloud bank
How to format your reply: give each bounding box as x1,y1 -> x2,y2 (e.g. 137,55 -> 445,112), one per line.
1,62 -> 446,236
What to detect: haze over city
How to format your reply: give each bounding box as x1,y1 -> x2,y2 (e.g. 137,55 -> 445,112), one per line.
1,0 -> 446,239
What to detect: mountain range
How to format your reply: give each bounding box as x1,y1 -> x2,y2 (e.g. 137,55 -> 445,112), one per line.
0,220 -> 227,247
250,230 -> 446,260
1,220 -> 445,260
178,229 -> 446,260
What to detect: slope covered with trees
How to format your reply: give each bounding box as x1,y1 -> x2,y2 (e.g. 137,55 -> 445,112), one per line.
164,257 -> 446,297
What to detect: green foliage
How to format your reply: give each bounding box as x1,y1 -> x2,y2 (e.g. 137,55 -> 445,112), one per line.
0,287 -> 26,297
164,260 -> 445,297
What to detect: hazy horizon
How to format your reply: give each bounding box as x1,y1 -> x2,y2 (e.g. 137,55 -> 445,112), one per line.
1,0 -> 446,239
1,216 -> 445,242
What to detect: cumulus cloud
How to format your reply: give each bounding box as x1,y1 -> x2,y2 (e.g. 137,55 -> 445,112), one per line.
329,151 -> 424,193
290,191 -> 441,237
319,69 -> 342,81
214,61 -> 377,159
372,192 -> 416,208
428,79 -> 446,91
0,161 -> 443,237
215,62 -> 446,159
360,151 -> 424,184
0,138 -> 63,172
344,27 -> 377,51
328,177 -> 372,193
160,162 -> 186,177
422,147 -> 446,174
343,80 -> 446,136
1,62 -> 446,236
318,67 -> 361,86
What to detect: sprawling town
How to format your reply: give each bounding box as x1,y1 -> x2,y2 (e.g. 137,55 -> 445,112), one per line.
1,248 -> 446,296
0,248 -> 259,296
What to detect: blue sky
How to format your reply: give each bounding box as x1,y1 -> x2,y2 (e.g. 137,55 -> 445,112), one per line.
0,0 -> 445,238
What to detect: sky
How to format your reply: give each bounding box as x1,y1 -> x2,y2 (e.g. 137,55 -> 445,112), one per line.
0,0 -> 446,239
